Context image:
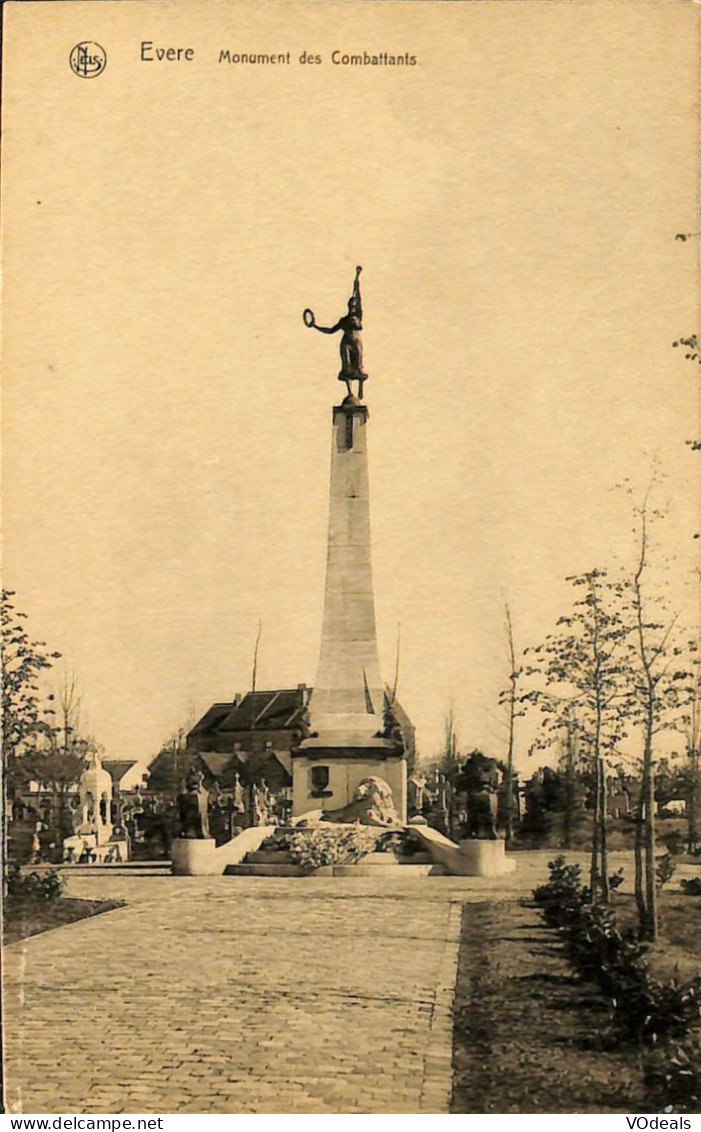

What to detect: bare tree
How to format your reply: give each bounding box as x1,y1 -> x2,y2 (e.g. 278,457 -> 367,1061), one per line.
559,706 -> 579,851
498,603 -> 523,843
523,570 -> 632,903
625,486 -> 698,939
437,704 -> 458,773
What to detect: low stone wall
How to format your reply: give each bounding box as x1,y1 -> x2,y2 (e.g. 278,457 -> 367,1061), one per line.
171,825 -> 277,876
407,825 -> 516,877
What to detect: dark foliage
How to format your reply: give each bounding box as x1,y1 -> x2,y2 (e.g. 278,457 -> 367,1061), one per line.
532,856 -> 588,928
644,1031 -> 701,1114
6,862 -> 64,902
532,858 -> 701,1050
1,589 -> 62,790
655,851 -> 677,890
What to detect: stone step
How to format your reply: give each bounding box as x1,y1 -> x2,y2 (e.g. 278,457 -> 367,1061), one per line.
245,848 -> 433,866
50,860 -> 171,872
343,852 -> 412,867
338,851 -> 435,866
246,849 -> 294,864
224,863 -> 308,877
225,861 -> 439,878
332,863 -> 434,878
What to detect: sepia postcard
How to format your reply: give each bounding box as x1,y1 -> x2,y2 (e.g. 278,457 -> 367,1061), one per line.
2,0 -> 699,1118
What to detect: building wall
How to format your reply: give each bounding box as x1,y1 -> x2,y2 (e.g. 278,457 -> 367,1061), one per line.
188,728 -> 297,757
119,762 -> 150,791
292,756 -> 407,821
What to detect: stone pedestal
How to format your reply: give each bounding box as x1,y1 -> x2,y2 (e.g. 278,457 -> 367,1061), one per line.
171,838 -> 217,876
458,839 -> 516,877
292,751 -> 406,822
405,825 -> 517,877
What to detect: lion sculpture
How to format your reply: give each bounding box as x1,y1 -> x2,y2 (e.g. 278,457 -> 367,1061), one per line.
321,776 -> 400,827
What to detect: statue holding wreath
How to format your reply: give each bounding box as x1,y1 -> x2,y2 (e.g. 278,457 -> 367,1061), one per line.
303,266 -> 368,400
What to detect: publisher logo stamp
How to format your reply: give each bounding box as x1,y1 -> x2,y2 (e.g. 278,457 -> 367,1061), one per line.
69,42 -> 107,78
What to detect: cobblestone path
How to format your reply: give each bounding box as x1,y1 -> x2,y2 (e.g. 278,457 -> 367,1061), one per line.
3,869 -> 535,1114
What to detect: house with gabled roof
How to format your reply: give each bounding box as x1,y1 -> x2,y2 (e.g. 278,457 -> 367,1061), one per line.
182,683 -> 415,798
183,685 -> 312,793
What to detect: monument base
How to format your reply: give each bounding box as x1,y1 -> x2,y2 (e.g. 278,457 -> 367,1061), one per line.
171,838 -> 217,876
458,839 -> 516,877
291,749 -> 407,821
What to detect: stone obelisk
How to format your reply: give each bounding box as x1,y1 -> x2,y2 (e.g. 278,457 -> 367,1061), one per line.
292,268 -> 407,818
307,397 -> 384,740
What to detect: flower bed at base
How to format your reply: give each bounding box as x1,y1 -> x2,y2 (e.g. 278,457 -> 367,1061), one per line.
287,826 -> 382,870
261,824 -> 390,871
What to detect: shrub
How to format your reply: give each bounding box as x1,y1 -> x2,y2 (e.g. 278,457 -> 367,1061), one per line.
609,867 -> 625,894
608,963 -> 700,1045
532,856 -> 588,928
680,876 -> 701,896
659,829 -> 685,856
644,1031 -> 701,1113
562,903 -> 643,998
288,825 -> 380,871
656,852 -> 677,890
566,908 -> 699,1043
6,863 -> 64,902
533,858 -> 701,1046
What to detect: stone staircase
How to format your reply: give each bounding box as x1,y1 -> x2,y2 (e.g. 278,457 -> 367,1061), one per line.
51,859 -> 172,876
225,848 -> 437,878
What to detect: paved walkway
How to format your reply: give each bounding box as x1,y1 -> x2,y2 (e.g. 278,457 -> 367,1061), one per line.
3,865 -> 541,1114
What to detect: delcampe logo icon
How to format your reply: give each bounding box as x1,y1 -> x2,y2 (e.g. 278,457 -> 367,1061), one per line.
69,42 -> 107,78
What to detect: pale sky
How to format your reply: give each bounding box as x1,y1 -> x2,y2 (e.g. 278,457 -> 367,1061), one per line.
3,0 -> 699,774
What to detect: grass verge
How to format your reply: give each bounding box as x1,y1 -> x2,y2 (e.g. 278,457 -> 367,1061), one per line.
450,902 -> 647,1113
3,897 -> 127,945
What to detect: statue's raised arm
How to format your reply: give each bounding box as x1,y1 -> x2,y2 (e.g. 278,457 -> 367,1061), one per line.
352,265 -> 363,323
303,266 -> 368,400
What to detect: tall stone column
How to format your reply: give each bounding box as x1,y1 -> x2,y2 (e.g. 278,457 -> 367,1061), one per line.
294,396 -> 407,818
308,397 -> 383,743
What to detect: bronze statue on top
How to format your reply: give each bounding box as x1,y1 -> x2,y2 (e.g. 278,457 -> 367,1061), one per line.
303,266 -> 368,400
